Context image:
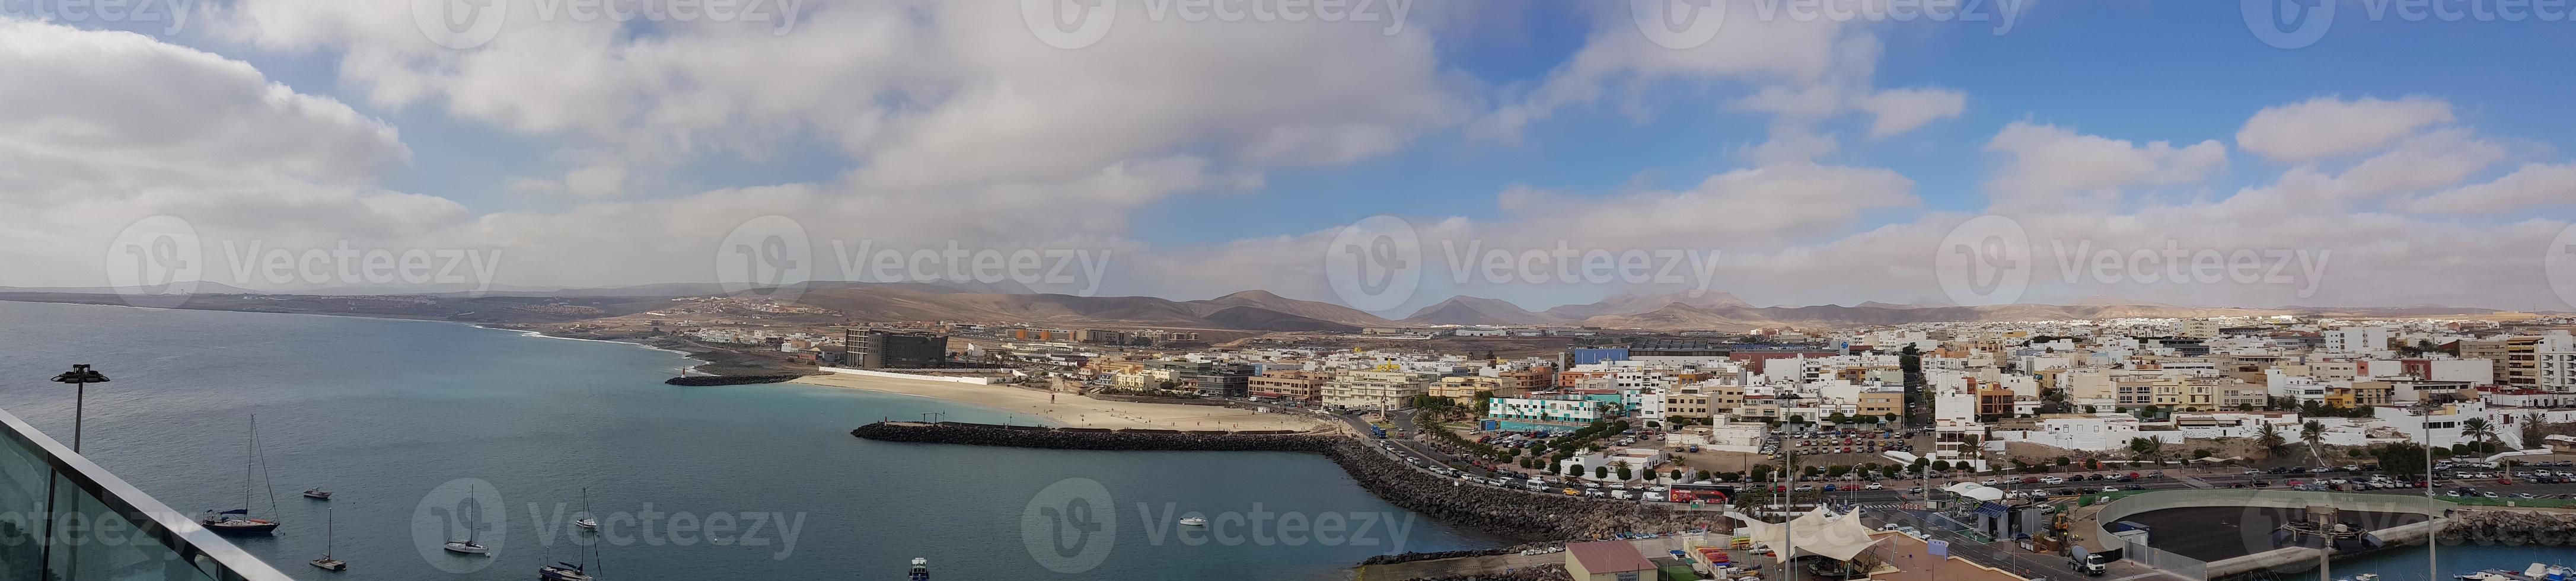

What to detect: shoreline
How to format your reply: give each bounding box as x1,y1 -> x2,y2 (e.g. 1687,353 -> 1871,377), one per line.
790,372 -> 1330,432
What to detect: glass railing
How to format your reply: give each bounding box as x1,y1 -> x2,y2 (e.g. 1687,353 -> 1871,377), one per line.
0,408 -> 291,581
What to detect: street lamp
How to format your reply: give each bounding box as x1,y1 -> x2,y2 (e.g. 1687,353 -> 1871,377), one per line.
49,365 -> 110,453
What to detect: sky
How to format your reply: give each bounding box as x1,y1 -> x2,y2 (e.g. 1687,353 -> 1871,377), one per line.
8,0 -> 2576,315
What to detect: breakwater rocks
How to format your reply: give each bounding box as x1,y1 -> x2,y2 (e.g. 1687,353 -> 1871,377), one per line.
1397,564 -> 1571,581
2437,510 -> 2576,546
664,373 -> 811,386
849,422 -> 1716,542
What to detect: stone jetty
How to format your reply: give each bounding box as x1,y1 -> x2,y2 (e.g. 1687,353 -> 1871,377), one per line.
2437,510 -> 2576,546
850,422 -> 1720,542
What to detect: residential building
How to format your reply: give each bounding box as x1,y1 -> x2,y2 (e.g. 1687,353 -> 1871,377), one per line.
1248,370 -> 1329,402
844,330 -> 949,369
1489,395 -> 1606,424
1321,370 -> 1435,410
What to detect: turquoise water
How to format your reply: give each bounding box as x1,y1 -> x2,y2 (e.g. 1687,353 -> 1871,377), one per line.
0,300 -> 1496,580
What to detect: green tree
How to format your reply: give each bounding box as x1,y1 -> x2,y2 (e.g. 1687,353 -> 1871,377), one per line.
2374,443 -> 2430,478
2056,456 -> 2072,467
1564,462 -> 1582,477
1671,468 -> 1685,480
2256,423 -> 2288,459
1931,459 -> 1952,472
1595,465 -> 1610,479
2128,437 -> 2163,459
1617,464 -> 1634,481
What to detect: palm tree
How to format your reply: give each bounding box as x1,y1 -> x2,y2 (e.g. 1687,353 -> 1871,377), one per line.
2300,420 -> 2326,466
2460,417 -> 2505,479
2256,423 -> 2288,460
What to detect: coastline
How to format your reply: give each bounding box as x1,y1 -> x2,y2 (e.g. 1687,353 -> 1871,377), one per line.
790,372 -> 1330,432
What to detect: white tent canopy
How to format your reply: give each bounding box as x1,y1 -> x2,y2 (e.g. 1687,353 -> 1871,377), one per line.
1943,482 -> 2004,502
1728,507 -> 1885,562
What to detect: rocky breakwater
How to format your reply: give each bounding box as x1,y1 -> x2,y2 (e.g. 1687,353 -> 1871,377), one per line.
664,373 -> 812,386
2437,510 -> 2576,546
849,422 -> 1718,542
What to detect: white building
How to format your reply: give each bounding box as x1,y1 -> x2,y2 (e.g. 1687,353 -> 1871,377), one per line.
2324,327 -> 2393,356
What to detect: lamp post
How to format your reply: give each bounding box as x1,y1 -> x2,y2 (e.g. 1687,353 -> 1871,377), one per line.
50,365 -> 109,453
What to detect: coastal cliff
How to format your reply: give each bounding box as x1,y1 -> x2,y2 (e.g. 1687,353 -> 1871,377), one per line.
849,422 -> 1719,542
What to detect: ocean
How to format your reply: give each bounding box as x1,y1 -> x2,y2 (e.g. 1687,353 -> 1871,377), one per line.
0,300 -> 1497,580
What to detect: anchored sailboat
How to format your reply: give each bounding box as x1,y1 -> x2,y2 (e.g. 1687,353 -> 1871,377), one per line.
202,416 -> 281,535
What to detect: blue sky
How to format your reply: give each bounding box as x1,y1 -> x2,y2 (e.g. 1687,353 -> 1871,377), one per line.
12,0 -> 2576,311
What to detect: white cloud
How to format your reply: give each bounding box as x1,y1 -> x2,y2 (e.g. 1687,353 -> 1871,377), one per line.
1983,122 -> 2227,203
1857,88 -> 1967,139
2403,163 -> 2576,215
2237,95 -> 2454,164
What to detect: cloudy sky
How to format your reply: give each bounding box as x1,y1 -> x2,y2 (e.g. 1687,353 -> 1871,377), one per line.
8,0 -> 2576,313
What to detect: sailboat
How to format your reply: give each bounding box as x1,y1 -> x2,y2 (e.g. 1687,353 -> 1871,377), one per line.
443,505 -> 489,555
202,416 -> 282,535
310,506 -> 347,572
574,488 -> 598,531
541,495 -> 605,581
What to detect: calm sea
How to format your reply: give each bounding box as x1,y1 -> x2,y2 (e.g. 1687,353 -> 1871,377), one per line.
0,300 -> 1496,580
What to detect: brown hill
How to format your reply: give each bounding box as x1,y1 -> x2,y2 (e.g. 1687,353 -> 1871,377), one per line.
1185,290 -> 1394,327
1401,296 -> 1557,326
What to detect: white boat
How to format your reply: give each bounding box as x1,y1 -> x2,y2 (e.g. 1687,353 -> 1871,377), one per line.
444,505 -> 490,555
1178,517 -> 1209,526
310,505 -> 347,572
303,488 -> 333,500
575,488 -> 599,531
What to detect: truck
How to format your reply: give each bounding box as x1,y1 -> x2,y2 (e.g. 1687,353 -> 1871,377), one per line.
2069,554 -> 2108,576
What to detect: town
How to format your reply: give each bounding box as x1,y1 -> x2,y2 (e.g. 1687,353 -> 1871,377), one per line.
750,313 -> 2576,581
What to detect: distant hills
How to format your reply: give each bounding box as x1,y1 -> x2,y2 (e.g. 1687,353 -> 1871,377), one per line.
0,281 -> 2522,333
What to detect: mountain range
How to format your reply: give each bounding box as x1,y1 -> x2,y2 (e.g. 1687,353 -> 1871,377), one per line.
0,282 -> 2522,333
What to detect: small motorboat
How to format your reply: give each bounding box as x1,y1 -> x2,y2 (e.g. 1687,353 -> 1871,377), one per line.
1178,517 -> 1209,526
576,516 -> 599,530
910,557 -> 929,581
303,489 -> 333,500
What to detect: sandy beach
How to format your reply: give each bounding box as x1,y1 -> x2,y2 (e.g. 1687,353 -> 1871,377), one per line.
791,372 -> 1331,432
